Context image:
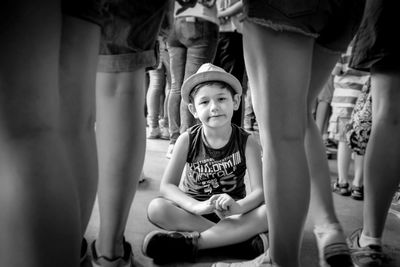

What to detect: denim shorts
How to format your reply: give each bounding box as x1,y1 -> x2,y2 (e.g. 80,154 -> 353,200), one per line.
350,0 -> 400,71
63,0 -> 168,73
243,0 -> 365,53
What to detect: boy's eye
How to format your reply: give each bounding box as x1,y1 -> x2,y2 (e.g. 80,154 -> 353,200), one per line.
218,97 -> 227,101
199,100 -> 208,105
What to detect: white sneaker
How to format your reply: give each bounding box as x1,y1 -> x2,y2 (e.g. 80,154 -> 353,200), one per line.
147,127 -> 161,139
166,144 -> 174,159
160,126 -> 170,140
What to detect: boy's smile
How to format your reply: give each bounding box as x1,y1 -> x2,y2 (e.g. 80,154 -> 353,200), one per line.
188,84 -> 240,129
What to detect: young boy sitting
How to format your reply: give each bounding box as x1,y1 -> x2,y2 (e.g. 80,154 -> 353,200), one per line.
142,63 -> 269,264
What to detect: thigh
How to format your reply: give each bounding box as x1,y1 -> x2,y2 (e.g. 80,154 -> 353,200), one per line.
243,21 -> 314,139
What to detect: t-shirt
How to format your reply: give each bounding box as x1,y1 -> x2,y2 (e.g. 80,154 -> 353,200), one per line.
181,124 -> 249,201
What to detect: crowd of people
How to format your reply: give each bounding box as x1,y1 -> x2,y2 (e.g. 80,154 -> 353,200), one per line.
1,1 -> 399,267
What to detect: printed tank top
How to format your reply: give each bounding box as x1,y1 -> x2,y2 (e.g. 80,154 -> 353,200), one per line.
181,124 -> 249,201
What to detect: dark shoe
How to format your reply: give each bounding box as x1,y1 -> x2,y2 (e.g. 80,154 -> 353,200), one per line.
249,232 -> 269,257
332,180 -> 351,196
351,186 -> 364,201
347,228 -> 384,267
142,230 -> 199,264
81,238 -> 88,264
91,238 -> 134,267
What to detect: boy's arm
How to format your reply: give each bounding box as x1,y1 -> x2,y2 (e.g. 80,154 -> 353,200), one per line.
235,134 -> 264,213
160,132 -> 210,214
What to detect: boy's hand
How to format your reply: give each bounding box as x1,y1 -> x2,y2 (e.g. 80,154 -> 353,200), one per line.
191,199 -> 215,215
209,194 -> 240,218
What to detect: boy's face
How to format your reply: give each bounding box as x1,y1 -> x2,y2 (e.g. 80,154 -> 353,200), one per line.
188,84 -> 240,128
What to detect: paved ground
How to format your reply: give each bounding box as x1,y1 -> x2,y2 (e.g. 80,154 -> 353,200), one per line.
83,130 -> 400,267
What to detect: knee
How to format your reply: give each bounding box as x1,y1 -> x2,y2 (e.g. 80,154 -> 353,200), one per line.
147,198 -> 169,226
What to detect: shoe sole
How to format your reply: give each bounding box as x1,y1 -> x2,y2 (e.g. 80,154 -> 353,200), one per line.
142,230 -> 172,257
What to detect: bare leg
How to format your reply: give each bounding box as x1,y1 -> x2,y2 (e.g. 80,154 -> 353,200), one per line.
337,141 -> 352,184
352,154 -> 364,187
95,70 -> 147,258
0,1 -> 80,266
244,21 -> 313,267
147,198 -> 268,249
59,16 -> 100,236
362,65 -> 400,239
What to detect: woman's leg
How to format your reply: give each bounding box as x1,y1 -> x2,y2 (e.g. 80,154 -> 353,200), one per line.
244,21 -> 313,267
0,2 -> 80,266
146,68 -> 165,136
362,65 -> 400,239
59,15 -> 100,236
95,70 -> 147,258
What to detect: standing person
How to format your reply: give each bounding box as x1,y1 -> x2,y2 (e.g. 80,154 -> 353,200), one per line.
213,0 -> 246,127
92,1 -> 170,266
329,43 -> 370,198
213,1 -> 366,266
0,1 -> 101,267
346,1 -> 400,266
142,63 -> 268,264
166,0 -> 220,158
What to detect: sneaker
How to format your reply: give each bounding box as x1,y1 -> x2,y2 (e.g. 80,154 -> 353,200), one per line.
166,143 -> 174,159
313,223 -> 353,267
212,250 -> 277,267
249,232 -> 269,257
351,186 -> 364,201
91,238 -> 134,267
142,230 -> 199,264
147,127 -> 161,139
332,180 -> 351,196
160,126 -> 170,140
81,238 -> 88,264
347,228 -> 385,267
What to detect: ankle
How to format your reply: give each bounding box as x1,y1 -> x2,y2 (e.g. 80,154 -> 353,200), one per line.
359,231 -> 382,247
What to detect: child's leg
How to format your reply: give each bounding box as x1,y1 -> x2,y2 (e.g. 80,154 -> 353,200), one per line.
353,154 -> 364,187
362,66 -> 400,240
147,198 -> 215,232
0,2 -> 80,266
95,70 -> 147,258
337,140 -> 352,184
198,205 -> 268,249
244,21 -> 313,267
59,15 -> 100,236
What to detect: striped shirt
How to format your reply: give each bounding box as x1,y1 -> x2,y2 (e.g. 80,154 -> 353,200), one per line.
330,44 -> 370,116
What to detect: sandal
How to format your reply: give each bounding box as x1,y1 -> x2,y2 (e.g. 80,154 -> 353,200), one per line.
332,179 -> 351,196
351,186 -> 364,201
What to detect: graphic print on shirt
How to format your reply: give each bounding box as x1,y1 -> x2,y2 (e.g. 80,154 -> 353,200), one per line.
186,150 -> 242,195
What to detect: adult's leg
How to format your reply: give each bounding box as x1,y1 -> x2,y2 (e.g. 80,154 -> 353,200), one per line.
146,68 -> 166,130
244,21 -> 313,267
167,43 -> 186,143
0,1 -> 80,266
305,44 -> 341,226
362,65 -> 400,239
59,15 -> 100,236
95,70 -> 147,258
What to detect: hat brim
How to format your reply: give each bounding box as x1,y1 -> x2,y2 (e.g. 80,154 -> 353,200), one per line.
181,71 -> 242,104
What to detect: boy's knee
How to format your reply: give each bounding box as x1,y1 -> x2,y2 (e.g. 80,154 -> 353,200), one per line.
147,197 -> 168,225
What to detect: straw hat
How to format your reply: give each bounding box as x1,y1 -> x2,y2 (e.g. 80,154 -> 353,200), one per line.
181,63 -> 242,104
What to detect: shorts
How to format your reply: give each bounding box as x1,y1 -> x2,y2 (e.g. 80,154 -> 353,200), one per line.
243,0 -> 365,53
64,0 -> 168,73
350,0 -> 400,71
328,107 -> 352,142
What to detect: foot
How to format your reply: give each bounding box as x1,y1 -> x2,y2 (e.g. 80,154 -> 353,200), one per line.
212,250 -> 277,267
351,186 -> 364,201
91,238 -> 134,267
147,127 -> 161,139
313,223 -> 353,267
332,180 -> 351,196
142,230 -> 199,264
166,143 -> 174,159
160,126 -> 170,140
347,228 -> 385,267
